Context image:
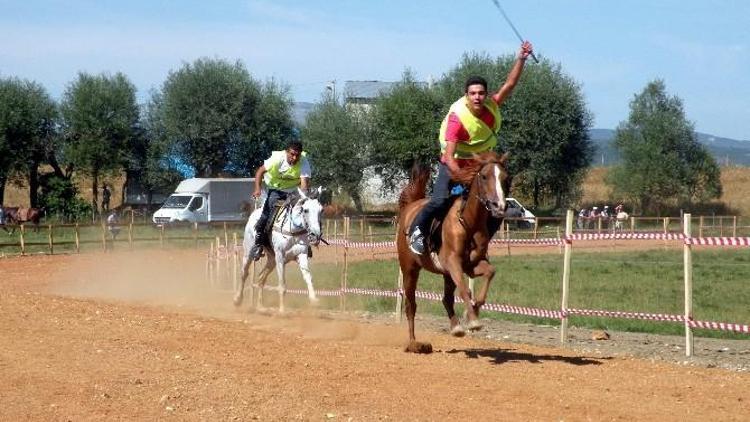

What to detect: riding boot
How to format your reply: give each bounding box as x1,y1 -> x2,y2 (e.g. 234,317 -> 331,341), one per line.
250,231 -> 265,261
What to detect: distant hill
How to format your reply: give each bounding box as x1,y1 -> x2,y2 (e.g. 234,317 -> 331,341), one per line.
589,129 -> 750,166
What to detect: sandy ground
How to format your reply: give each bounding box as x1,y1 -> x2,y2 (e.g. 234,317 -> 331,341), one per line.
1,250 -> 749,421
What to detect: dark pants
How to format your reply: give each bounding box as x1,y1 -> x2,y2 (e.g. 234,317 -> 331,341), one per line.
410,162 -> 502,239
254,189 -> 288,244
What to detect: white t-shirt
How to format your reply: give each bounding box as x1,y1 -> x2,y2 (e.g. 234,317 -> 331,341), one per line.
263,153 -> 312,192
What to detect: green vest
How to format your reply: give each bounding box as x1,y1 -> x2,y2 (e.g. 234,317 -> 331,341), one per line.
439,97 -> 501,159
264,150 -> 307,190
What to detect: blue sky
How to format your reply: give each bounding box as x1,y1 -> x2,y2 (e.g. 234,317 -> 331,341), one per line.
2,0 -> 748,140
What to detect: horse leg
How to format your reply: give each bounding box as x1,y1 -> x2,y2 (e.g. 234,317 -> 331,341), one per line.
274,252 -> 287,313
402,267 -> 431,353
233,254 -> 252,306
255,256 -> 276,311
442,274 -> 465,337
445,260 -> 482,331
296,253 -> 318,306
468,259 -> 496,319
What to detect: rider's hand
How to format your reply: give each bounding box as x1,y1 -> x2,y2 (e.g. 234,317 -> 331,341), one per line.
252,188 -> 261,199
518,40 -> 533,60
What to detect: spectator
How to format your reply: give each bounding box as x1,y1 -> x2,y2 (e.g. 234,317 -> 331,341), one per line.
102,184 -> 111,213
107,211 -> 120,241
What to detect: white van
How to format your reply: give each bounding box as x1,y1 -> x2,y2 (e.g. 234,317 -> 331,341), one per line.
505,197 -> 536,228
152,178 -> 254,224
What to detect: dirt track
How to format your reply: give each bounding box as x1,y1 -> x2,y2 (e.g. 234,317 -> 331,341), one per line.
1,251 -> 749,421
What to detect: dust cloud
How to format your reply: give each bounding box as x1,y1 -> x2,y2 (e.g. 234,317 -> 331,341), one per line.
49,249 -> 404,347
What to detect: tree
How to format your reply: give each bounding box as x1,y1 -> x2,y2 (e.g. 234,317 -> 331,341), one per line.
0,77 -> 57,205
61,72 -> 139,211
607,80 -> 721,214
122,91 -> 184,209
160,58 -> 295,177
369,70 -> 444,190
302,94 -> 369,211
435,52 -> 594,208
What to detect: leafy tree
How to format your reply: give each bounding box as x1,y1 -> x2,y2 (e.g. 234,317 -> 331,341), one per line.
229,79 -> 296,176
302,94 -> 369,211
160,58 -> 295,177
607,80 -> 721,214
435,52 -> 594,208
0,77 -> 57,205
369,70 -> 444,190
122,91 -> 184,209
60,72 -> 139,211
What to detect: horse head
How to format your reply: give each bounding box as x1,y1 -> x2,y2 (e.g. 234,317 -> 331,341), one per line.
452,151 -> 511,219
294,187 -> 325,245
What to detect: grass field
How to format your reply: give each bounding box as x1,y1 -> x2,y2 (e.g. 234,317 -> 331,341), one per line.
264,248 -> 750,340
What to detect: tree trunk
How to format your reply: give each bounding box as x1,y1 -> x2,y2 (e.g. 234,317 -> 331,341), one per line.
92,171 -> 99,215
0,175 -> 6,204
28,161 -> 40,208
350,190 -> 364,213
532,178 -> 541,208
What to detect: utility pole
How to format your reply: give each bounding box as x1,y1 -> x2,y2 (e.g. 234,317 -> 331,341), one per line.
326,80 -> 336,100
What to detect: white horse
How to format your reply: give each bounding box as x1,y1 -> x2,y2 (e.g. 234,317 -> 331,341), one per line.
614,211 -> 629,231
233,188 -> 324,313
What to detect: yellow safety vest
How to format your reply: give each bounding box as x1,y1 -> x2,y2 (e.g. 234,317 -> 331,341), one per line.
264,151 -> 307,190
438,97 -> 501,159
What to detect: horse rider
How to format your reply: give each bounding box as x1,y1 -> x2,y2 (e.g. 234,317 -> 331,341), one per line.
249,140 -> 312,261
408,40 -> 534,255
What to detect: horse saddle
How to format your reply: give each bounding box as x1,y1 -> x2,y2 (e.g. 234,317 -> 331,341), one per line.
425,184 -> 469,254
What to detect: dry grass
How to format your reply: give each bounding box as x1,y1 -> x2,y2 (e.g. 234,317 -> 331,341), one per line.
579,166 -> 750,216
3,173 -> 125,209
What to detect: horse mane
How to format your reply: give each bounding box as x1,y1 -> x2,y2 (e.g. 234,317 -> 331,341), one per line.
449,151 -> 508,185
398,164 -> 431,211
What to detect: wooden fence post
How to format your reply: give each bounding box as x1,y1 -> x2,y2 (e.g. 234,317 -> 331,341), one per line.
733,216 -> 737,237
159,224 -> 165,248
683,213 -> 694,357
193,222 -> 199,249
334,219 -> 339,267
630,216 -> 635,233
128,223 -> 133,250
74,223 -> 80,253
101,222 -> 107,252
223,222 -> 229,250
48,224 -> 54,255
20,224 -> 26,255
360,216 -> 365,241
341,216 -> 350,311
699,216 -> 704,237
232,232 -> 239,292
560,209 -> 574,344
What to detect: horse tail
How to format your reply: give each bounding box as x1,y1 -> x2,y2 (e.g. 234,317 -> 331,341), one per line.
398,163 -> 431,211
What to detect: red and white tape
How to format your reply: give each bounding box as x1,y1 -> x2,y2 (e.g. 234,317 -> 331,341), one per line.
567,308 -> 686,322
567,232 -> 686,241
684,237 -> 750,247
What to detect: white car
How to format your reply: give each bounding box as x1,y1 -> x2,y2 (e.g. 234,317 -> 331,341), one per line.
505,198 -> 536,228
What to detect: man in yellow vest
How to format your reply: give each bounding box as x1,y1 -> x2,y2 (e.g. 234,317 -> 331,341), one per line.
250,140 -> 311,260
408,40 -> 533,255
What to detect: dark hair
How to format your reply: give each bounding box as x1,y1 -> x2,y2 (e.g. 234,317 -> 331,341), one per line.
286,140 -> 303,152
464,76 -> 488,93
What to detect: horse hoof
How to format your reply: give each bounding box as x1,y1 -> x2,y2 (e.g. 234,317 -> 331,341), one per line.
405,341 -> 433,354
450,324 -> 466,337
232,296 -> 243,307
468,319 -> 483,331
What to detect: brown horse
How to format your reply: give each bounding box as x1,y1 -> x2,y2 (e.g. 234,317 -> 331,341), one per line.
2,207 -> 44,233
396,151 -> 511,353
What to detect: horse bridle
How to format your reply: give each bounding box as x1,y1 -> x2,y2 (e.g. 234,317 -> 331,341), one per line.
471,161 -> 504,213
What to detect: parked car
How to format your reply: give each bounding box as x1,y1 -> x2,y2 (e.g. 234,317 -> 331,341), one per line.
505,198 -> 536,228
